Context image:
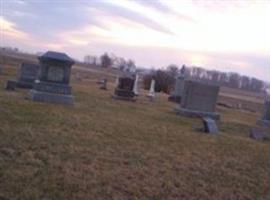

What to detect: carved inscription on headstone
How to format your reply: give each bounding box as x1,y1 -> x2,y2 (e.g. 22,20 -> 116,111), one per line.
47,66 -> 64,82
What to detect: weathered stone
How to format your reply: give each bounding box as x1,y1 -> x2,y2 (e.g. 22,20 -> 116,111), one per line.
113,75 -> 136,101
147,79 -> 156,101
5,80 -> 17,90
169,77 -> 185,103
33,81 -> 72,95
257,101 -> 270,127
29,90 -> 74,105
257,120 -> 270,127
29,51 -> 75,105
261,101 -> 270,120
169,65 -> 186,103
202,117 -> 219,135
133,73 -> 139,96
18,63 -> 39,83
6,63 -> 39,89
175,80 -> 220,120
249,128 -> 266,140
100,78 -> 107,90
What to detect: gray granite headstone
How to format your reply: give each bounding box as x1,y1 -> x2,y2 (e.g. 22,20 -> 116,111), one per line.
202,117 -> 219,135
168,65 -> 186,103
175,80 -> 220,120
257,101 -> 270,127
29,51 -> 75,105
100,78 -> 107,90
17,63 -> 39,89
5,80 -> 16,90
113,75 -> 136,101
249,128 -> 266,140
6,63 -> 39,89
168,76 -> 185,103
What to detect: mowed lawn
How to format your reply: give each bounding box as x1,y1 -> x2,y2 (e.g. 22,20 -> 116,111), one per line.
0,66 -> 270,200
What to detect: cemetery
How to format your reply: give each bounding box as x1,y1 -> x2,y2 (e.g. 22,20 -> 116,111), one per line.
0,53 -> 270,200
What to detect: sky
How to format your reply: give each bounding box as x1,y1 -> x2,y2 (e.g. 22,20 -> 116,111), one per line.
0,0 -> 270,81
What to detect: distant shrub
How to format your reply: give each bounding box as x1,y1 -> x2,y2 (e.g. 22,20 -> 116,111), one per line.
143,69 -> 175,94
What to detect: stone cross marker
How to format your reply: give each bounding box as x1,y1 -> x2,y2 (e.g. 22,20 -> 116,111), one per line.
29,51 -> 75,105
175,80 -> 220,120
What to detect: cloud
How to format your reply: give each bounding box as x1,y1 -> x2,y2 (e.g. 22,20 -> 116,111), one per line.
1,0 -> 269,82
12,0 -> 27,5
136,0 -> 197,23
12,10 -> 35,18
86,1 -> 174,35
0,16 -> 29,39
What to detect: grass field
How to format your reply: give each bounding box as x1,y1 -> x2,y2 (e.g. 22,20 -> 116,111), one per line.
0,64 -> 270,200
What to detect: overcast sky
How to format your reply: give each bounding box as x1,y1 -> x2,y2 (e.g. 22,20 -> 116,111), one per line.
1,0 -> 270,81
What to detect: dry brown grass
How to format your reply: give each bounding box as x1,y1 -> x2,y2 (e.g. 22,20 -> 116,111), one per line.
0,63 -> 270,200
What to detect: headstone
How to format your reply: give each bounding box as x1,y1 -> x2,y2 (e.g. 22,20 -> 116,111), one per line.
6,63 -> 39,90
113,74 -> 136,101
202,117 -> 219,135
115,76 -> 119,87
5,80 -> 17,90
257,101 -> 270,127
168,65 -> 186,103
175,80 -> 220,120
147,79 -> 155,101
29,51 -> 75,105
75,73 -> 82,82
133,73 -> 139,96
249,128 -> 266,140
100,78 -> 107,90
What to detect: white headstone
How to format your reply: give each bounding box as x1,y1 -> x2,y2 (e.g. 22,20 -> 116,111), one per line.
133,73 -> 139,96
115,76 -> 119,87
148,79 -> 155,98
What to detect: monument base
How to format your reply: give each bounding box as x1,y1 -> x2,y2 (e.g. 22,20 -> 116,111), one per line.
29,90 -> 74,105
6,80 -> 17,90
175,107 -> 220,120
112,95 -> 136,102
16,81 -> 34,89
168,95 -> 181,103
114,89 -> 135,98
257,119 -> 270,128
6,80 -> 33,90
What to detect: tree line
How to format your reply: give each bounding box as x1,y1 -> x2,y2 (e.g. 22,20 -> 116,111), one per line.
84,53 -> 136,73
143,64 -> 269,94
85,52 -> 268,94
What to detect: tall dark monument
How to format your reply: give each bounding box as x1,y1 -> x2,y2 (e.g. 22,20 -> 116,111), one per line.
29,51 -> 75,105
113,74 -> 136,101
